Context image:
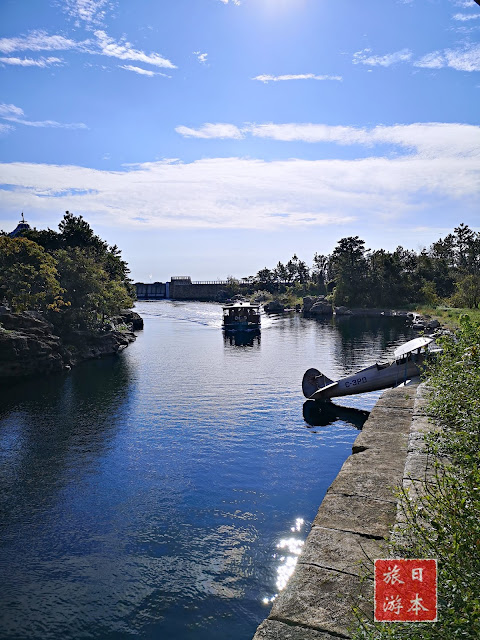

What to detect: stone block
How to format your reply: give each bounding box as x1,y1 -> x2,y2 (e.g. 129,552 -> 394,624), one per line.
328,453 -> 404,503
373,386 -> 418,410
298,526 -> 384,577
410,415 -> 438,434
313,492 -> 397,539
352,428 -> 408,455
253,620 -> 339,640
269,564 -> 372,638
360,409 -> 413,433
403,453 -> 433,482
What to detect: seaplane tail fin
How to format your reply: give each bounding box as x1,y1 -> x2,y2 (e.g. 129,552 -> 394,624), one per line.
302,368 -> 335,399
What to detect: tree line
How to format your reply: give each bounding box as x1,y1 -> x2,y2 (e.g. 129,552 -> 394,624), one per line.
245,224 -> 480,309
0,212 -> 135,331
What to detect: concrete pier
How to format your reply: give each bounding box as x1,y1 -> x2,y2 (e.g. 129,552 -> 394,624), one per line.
253,382 -> 434,640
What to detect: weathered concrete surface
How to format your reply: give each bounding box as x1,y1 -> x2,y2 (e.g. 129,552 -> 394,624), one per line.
252,382 -> 426,640
298,527 -> 383,577
312,493 -> 398,539
269,564 -> 372,638
254,620 -> 339,640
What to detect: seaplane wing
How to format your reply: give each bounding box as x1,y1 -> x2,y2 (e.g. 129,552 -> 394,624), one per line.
393,336 -> 433,359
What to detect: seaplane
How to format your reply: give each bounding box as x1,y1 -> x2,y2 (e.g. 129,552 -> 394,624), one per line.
302,336 -> 435,402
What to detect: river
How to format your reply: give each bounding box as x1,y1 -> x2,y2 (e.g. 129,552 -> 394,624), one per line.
0,301 -> 415,640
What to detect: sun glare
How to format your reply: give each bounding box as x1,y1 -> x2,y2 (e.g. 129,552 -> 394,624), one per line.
259,0 -> 308,15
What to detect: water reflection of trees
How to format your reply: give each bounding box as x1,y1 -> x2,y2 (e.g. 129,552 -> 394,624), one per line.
331,316 -> 415,374
0,356 -> 132,528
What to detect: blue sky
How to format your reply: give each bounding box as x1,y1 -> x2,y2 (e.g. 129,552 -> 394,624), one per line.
0,0 -> 479,282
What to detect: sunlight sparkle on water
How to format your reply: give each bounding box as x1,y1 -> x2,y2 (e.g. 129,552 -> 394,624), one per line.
262,518 -> 306,605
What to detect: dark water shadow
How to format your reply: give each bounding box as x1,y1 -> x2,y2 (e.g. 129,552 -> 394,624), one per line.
0,355 -> 134,530
223,330 -> 261,348
302,400 -> 369,429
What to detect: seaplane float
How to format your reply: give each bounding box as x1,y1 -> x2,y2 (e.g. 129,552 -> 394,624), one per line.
302,336 -> 436,402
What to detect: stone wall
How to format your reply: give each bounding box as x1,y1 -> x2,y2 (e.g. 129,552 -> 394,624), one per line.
253,382 -> 434,639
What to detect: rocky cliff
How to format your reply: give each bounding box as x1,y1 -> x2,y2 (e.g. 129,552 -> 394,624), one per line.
0,309 -> 143,381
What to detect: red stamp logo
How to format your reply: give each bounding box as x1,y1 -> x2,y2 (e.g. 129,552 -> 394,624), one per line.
374,559 -> 437,622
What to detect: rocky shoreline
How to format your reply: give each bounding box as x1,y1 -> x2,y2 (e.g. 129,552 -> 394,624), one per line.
0,309 -> 143,382
262,296 -> 444,333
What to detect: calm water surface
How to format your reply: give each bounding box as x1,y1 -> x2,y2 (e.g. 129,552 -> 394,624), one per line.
0,302 -> 415,639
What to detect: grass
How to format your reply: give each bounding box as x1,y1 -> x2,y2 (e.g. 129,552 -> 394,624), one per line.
412,305 -> 480,329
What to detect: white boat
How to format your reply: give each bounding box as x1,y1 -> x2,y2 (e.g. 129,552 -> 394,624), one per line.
302,336 -> 435,401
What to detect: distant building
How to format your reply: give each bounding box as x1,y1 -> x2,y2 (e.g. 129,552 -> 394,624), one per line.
8,213 -> 31,238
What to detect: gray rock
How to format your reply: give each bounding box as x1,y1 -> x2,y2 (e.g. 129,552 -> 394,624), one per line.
303,296 -> 316,312
119,309 -> 144,330
334,306 -> 352,316
303,296 -> 326,313
309,302 -> 333,316
264,300 -> 285,313
0,311 -> 137,381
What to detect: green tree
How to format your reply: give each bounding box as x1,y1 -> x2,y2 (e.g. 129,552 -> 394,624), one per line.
21,212 -> 135,329
330,236 -> 368,306
0,237 -> 63,312
255,267 -> 276,292
451,274 -> 480,309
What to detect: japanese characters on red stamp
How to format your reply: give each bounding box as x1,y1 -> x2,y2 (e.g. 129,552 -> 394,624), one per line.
374,559 -> 437,622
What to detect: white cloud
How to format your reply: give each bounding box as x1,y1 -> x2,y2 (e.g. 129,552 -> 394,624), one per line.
175,123 -> 244,139
0,102 -> 87,129
253,73 -> 342,83
414,51 -> 445,69
453,12 -> 480,20
453,1 -> 477,7
0,123 -> 14,135
0,149 -> 477,232
0,56 -> 64,67
4,118 -> 87,129
219,0 -> 241,5
415,43 -> 480,71
352,47 -> 412,66
119,64 -> 169,77
93,30 -> 176,68
0,103 -> 24,118
444,43 -> 480,70
352,42 -> 480,73
176,121 -> 480,159
63,0 -> 113,25
0,31 -> 83,54
0,29 -> 177,70
193,51 -> 208,64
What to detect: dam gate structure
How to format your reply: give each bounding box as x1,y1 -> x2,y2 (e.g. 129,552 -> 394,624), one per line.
135,277 -> 249,301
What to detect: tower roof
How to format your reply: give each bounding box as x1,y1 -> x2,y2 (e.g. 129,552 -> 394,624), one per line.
8,213 -> 31,238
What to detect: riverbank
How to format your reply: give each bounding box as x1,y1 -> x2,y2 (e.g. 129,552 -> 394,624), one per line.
0,309 -> 143,381
253,381 -> 434,639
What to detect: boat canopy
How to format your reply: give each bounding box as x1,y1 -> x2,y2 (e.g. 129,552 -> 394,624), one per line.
393,336 -> 434,359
